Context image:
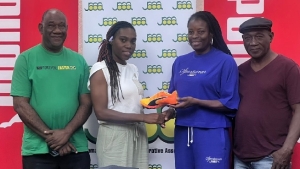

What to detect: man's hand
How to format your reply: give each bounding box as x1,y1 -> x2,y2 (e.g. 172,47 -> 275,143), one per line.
44,129 -> 71,150
58,142 -> 77,156
271,148 -> 292,169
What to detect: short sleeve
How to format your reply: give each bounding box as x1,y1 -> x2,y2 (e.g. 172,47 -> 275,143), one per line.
168,58 -> 177,93
285,65 -> 300,105
79,58 -> 90,95
10,54 -> 31,98
131,64 -> 139,78
87,62 -> 107,90
218,58 -> 240,110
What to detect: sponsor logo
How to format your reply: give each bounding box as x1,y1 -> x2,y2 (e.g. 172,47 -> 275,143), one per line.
173,1 -> 193,10
0,114 -> 22,128
210,0 -> 264,57
0,0 -> 21,107
113,2 -> 133,11
57,66 -> 76,70
172,33 -> 188,42
149,164 -> 162,169
157,49 -> 177,58
143,1 -> 163,10
180,68 -> 206,76
206,156 -> 223,163
143,65 -> 163,74
85,2 -> 104,11
132,49 -> 147,58
140,81 -> 148,90
143,34 -> 163,43
157,81 -> 170,90
35,66 -> 76,70
98,17 -> 118,26
146,107 -> 174,143
149,148 -> 174,153
90,164 -> 98,169
157,16 -> 178,26
131,17 -> 147,26
84,107 -> 175,144
84,128 -> 97,144
85,34 -> 103,43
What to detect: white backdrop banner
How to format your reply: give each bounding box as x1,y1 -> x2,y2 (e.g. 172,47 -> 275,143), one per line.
81,0 -> 196,168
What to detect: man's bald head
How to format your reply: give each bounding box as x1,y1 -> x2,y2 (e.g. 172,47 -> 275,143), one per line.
39,9 -> 68,53
41,9 -> 67,24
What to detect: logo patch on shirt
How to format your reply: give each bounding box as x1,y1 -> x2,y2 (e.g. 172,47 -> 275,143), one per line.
179,68 -> 206,76
206,156 -> 222,163
57,66 -> 76,70
36,66 -> 57,70
36,66 -> 76,70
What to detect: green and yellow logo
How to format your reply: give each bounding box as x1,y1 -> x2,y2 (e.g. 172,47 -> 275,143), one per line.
85,2 -> 104,11
98,17 -> 118,26
157,49 -> 177,58
84,107 -> 175,144
157,81 -> 170,90
172,33 -> 188,42
58,66 -> 76,70
143,65 -> 163,74
131,17 -> 147,26
113,2 -> 133,10
140,81 -> 148,90
143,34 -> 163,43
173,1 -> 193,10
90,164 -> 98,169
157,16 -> 178,26
85,128 -> 96,144
149,164 -> 162,169
146,107 -> 175,143
132,49 -> 147,58
85,34 -> 103,43
142,1 -> 163,10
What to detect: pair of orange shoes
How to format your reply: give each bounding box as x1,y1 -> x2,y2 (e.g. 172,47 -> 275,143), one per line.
140,91 -> 178,109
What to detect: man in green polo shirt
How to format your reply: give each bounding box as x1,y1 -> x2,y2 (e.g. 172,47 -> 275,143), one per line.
11,9 -> 92,169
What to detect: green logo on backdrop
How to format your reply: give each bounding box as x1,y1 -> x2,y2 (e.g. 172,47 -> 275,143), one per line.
113,2 -> 133,10
143,1 -> 163,10
143,65 -> 163,74
90,164 -> 98,169
143,34 -> 163,43
132,49 -> 147,58
173,1 -> 193,10
148,164 -> 162,169
84,34 -> 103,43
140,81 -> 148,90
131,17 -> 147,26
85,2 -> 104,11
172,33 -> 188,42
98,18 -> 118,26
158,49 -> 177,58
157,81 -> 170,90
157,16 -> 178,26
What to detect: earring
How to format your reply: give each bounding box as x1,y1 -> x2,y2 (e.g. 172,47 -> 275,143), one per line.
211,38 -> 213,45
109,36 -> 113,42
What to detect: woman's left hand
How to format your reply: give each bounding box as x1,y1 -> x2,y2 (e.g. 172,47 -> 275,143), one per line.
170,97 -> 196,108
